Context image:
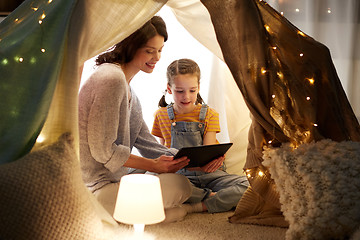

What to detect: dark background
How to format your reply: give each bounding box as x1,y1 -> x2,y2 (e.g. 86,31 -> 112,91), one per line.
0,0 -> 25,15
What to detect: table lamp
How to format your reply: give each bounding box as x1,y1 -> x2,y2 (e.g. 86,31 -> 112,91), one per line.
113,174 -> 165,235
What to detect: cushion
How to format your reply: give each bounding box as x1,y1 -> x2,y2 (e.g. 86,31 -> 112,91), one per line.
0,133 -> 131,240
262,139 -> 360,239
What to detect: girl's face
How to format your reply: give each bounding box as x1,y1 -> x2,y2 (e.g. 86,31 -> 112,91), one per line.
167,73 -> 200,114
131,34 -> 164,74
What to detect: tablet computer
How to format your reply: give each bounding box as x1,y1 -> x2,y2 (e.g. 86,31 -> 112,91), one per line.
173,143 -> 233,168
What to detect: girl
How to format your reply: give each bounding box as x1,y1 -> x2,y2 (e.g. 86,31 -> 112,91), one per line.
152,58 -> 249,213
78,17 -> 192,223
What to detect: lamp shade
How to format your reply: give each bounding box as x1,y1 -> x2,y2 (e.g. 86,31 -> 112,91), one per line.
113,174 -> 165,225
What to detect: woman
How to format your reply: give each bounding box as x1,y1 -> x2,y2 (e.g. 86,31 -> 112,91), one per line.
78,16 -> 192,223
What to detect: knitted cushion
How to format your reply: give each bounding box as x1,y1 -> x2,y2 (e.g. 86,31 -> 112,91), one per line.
0,133 -> 128,240
263,139 -> 360,240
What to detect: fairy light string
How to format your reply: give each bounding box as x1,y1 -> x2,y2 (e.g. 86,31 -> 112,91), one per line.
0,0 -> 56,145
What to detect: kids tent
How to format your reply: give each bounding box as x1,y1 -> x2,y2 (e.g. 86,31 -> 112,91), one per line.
1,0 -> 360,239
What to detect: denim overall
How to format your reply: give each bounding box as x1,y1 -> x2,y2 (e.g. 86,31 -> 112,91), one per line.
167,104 -> 249,213
167,103 -> 207,149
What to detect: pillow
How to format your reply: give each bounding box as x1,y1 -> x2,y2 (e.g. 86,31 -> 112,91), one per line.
262,139 -> 360,239
0,133 -> 131,240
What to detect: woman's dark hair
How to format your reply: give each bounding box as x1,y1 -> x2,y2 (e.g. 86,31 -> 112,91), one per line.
158,58 -> 204,107
96,16 -> 167,65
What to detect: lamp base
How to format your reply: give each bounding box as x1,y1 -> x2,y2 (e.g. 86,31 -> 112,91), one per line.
133,224 -> 145,233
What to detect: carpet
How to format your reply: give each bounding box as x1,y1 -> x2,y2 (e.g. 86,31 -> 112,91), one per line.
144,211 -> 287,240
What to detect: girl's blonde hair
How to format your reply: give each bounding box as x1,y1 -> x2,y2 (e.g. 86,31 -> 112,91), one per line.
158,58 -> 204,107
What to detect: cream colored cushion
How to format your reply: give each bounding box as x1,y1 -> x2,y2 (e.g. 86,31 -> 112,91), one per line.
0,133 -> 129,240
263,139 -> 360,239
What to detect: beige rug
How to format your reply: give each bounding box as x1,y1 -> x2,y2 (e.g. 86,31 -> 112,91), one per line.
144,211 -> 287,240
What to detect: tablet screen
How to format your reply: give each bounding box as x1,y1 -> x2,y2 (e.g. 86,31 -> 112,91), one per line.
173,143 -> 233,168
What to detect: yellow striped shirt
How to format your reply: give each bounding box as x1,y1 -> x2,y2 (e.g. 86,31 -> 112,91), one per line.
151,104 -> 220,148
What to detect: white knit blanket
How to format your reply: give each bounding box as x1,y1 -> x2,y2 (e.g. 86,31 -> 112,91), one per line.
263,139 -> 360,240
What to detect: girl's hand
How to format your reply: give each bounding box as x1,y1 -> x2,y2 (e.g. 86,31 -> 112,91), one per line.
187,155 -> 225,173
153,155 -> 189,173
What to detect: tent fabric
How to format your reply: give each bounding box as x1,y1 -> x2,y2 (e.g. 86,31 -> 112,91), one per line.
200,0 -> 360,223
0,0 -> 78,164
0,0 -> 167,164
1,0 -> 360,232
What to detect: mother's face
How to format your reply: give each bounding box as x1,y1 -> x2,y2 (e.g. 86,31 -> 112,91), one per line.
130,34 -> 165,74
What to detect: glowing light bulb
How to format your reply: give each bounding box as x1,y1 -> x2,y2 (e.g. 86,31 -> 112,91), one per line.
272,46 -> 277,50
277,72 -> 283,79
307,78 -> 315,85
36,135 -> 45,143
298,31 -> 306,37
39,20 -> 43,24
280,12 -> 284,15
300,53 -> 304,57
258,171 -> 264,177
32,7 -> 38,11
40,12 -> 46,20
295,8 -> 300,13
327,8 -> 331,13
41,48 -> 46,53
1,58 -> 8,65
268,140 -> 273,144
306,97 -> 310,100
247,173 -> 251,178
264,25 -> 270,32
313,123 -> 318,127
15,18 -> 19,22
261,68 -> 267,74
48,0 -> 53,3
19,57 -> 24,63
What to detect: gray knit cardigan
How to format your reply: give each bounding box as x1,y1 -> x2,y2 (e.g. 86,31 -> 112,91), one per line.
78,63 -> 176,192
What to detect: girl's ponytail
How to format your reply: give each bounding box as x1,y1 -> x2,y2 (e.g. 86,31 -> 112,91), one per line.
196,93 -> 205,105
158,90 -> 168,107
